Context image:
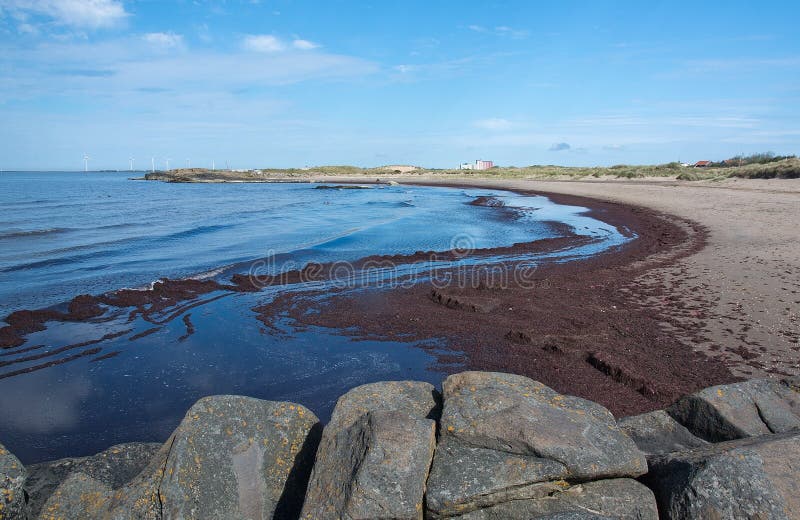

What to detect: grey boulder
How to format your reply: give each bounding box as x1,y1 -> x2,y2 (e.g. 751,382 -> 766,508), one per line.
325,380 -> 440,433
448,479 -> 658,520
644,431 -> 800,519
426,372 -> 649,519
618,410 -> 708,456
25,442 -> 160,519
301,410 -> 435,519
426,436 -> 569,518
157,396 -> 320,520
37,472 -> 112,520
41,395 -> 321,520
1,443 -> 27,520
668,378 -> 800,442
438,372 -> 647,479
301,381 -> 439,520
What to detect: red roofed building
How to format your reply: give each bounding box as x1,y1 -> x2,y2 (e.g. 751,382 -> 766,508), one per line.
694,160 -> 712,167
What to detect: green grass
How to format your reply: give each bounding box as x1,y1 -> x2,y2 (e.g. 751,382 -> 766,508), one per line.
149,157 -> 800,182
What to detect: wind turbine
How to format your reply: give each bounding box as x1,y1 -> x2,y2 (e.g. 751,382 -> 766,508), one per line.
83,153 -> 90,173
186,158 -> 191,169
165,158 -> 171,170
129,157 -> 135,171
151,157 -> 155,172
212,159 -> 215,171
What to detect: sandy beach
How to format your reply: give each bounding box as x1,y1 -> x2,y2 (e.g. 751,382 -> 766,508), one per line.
365,175 -> 800,381
216,173 -> 800,417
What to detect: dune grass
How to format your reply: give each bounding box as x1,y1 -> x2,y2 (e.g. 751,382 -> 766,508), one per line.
150,157 -> 800,182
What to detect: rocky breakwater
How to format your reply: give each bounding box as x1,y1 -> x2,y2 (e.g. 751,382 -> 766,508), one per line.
1,372 -> 800,519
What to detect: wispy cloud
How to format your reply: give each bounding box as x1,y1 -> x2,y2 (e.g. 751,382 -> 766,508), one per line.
1,0 -> 129,29
242,34 -> 320,53
0,35 -> 379,106
494,26 -> 529,39
473,118 -> 515,131
391,52 -> 517,81
242,34 -> 285,53
142,32 -> 184,51
467,24 -> 528,39
292,39 -> 319,50
549,142 -> 571,151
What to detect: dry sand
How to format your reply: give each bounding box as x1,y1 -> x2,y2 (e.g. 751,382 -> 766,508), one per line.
372,175 -> 800,381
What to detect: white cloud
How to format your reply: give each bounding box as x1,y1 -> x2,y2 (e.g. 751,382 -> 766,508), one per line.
2,0 -> 129,29
242,34 -> 285,53
467,24 -> 528,39
292,39 -> 319,50
242,35 -> 321,53
142,32 -> 184,51
474,118 -> 514,131
494,26 -> 529,39
0,36 -> 379,106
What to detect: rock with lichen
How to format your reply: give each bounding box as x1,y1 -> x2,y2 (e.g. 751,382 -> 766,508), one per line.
325,380 -> 441,433
668,378 -> 800,442
426,372 -> 651,519
301,410 -> 435,520
158,396 -> 320,519
300,381 -> 439,520
438,372 -> 647,478
618,410 -> 708,456
446,478 -> 658,520
1,442 -> 27,520
643,430 -> 800,519
25,442 -> 160,519
40,395 -> 321,520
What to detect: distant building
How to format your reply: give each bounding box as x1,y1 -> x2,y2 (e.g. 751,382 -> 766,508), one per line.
694,160 -> 711,168
460,160 -> 494,170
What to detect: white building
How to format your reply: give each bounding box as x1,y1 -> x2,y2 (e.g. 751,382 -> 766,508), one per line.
460,160 -> 494,170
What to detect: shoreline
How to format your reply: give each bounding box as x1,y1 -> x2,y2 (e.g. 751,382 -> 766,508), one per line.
255,180 -> 738,416
305,174 -> 800,380
2,176 -> 797,461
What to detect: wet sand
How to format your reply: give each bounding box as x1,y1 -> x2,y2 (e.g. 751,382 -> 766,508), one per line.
323,175 -> 800,383
253,184 -> 744,417
4,176 -> 797,419
434,177 -> 800,381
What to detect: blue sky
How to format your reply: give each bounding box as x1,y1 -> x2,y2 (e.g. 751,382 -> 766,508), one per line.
1,0 -> 799,170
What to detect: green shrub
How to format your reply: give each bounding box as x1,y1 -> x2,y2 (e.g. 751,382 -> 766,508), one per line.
677,171 -> 701,181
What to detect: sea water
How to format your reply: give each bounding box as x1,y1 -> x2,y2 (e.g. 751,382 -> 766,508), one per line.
0,172 -> 629,462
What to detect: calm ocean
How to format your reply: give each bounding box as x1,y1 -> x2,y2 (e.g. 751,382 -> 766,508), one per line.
0,172 -> 628,462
